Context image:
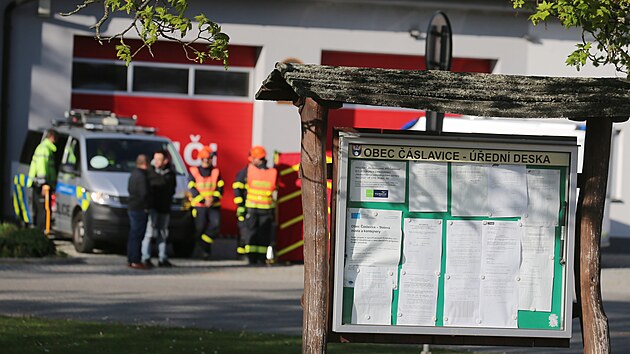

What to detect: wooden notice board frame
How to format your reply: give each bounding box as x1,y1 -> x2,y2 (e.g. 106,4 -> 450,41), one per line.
329,128 -> 578,347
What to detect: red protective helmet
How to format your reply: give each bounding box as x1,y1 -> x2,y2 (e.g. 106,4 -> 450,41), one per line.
198,146 -> 213,160
249,145 -> 266,159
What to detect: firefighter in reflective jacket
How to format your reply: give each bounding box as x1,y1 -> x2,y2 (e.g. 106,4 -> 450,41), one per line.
28,129 -> 58,230
188,146 -> 223,260
233,146 -> 278,265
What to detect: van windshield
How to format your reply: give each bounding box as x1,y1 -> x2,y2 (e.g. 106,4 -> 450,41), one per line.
86,138 -> 186,174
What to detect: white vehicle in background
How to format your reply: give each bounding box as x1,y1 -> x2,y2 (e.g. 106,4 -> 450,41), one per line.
12,110 -> 196,255
404,115 -> 623,247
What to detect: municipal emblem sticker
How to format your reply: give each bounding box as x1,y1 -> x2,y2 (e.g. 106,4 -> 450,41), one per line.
548,313 -> 559,328
351,144 -> 362,157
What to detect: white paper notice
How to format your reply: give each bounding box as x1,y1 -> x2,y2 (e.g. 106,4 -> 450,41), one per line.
344,209 -> 403,287
352,266 -> 393,325
408,162 -> 448,212
479,221 -> 521,328
488,165 -> 528,217
402,218 -> 443,269
519,225 -> 556,311
397,267 -> 439,326
443,220 -> 483,327
451,164 -> 490,216
525,169 -> 561,226
349,160 -> 407,203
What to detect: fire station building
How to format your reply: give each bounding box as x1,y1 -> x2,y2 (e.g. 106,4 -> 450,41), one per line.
1,0 -> 628,240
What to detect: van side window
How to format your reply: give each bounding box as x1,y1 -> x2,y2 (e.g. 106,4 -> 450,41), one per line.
63,137 -> 81,169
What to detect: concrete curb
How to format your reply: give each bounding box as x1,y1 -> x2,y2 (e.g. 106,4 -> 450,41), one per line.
0,256 -> 85,265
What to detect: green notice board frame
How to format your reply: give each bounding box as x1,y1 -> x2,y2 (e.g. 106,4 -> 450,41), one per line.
330,129 -> 577,345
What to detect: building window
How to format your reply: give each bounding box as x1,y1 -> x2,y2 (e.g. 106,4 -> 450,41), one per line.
132,66 -> 189,94
194,70 -> 249,97
72,62 -> 127,91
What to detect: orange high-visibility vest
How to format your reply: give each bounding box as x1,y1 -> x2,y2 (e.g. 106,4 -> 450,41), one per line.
245,165 -> 277,209
190,166 -> 220,207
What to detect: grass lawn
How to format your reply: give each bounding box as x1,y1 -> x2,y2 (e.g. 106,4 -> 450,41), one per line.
0,316 -> 463,354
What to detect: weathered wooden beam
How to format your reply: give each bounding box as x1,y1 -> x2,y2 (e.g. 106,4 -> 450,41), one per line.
255,63 -> 630,120
579,118 -> 612,353
298,97 -> 330,354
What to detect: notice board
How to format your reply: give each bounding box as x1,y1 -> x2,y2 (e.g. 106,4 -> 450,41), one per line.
331,130 -> 577,342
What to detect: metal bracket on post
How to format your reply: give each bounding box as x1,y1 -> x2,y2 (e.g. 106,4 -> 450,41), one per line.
425,11 -> 452,133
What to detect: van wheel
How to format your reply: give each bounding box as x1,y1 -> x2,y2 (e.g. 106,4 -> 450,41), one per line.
73,213 -> 94,253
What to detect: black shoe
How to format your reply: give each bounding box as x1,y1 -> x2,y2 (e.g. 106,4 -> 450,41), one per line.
158,260 -> 173,267
142,260 -> 155,268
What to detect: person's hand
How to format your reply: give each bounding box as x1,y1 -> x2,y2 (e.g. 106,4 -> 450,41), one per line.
204,199 -> 212,207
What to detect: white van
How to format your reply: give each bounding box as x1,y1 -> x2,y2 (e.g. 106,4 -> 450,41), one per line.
12,111 -> 195,255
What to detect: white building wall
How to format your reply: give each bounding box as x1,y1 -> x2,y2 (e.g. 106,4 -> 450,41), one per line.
1,0 -> 628,237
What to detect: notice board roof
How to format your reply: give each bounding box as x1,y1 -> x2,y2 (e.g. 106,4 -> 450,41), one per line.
255,62 -> 630,121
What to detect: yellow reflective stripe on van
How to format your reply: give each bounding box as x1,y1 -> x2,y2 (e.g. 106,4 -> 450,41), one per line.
12,189 -> 20,218
280,215 -> 303,230
15,183 -> 29,223
278,190 -> 301,204
280,163 -> 300,176
276,240 -> 304,257
76,187 -> 91,211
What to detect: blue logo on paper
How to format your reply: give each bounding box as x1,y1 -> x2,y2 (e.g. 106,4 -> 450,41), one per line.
373,190 -> 389,198
351,213 -> 361,219
351,144 -> 362,157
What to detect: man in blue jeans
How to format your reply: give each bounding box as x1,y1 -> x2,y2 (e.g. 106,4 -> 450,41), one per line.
142,150 -> 176,267
127,154 -> 149,269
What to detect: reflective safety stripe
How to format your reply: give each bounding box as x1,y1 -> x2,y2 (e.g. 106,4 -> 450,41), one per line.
245,166 -> 277,209
17,174 -> 32,223
201,234 -> 214,244
239,245 -> 268,254
217,180 -> 225,188
280,215 -> 304,230
76,187 -> 91,212
327,181 -> 332,190
192,209 -> 197,218
187,181 -> 196,189
190,167 -> 220,207
232,181 -> 246,189
280,163 -> 300,176
12,185 -> 20,218
278,190 -> 301,204
233,196 -> 244,204
276,239 -> 304,257
212,191 -> 222,198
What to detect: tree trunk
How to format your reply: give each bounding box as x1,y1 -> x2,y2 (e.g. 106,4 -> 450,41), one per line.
579,117 -> 611,353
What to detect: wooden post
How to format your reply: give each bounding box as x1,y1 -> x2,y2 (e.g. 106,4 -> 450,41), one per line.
579,118 -> 612,353
298,97 -> 330,354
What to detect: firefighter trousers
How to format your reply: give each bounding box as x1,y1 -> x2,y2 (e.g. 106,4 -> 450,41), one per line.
194,206 -> 220,258
238,208 -> 275,264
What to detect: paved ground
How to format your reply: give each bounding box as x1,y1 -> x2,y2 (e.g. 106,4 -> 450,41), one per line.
0,238 -> 629,353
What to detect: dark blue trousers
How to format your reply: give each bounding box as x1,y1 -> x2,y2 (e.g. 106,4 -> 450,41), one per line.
127,210 -> 148,264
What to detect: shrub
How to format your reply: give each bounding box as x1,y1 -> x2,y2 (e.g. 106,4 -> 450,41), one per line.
0,222 -> 18,238
0,228 -> 56,258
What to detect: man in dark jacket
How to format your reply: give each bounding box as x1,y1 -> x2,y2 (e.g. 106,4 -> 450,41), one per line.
127,154 -> 149,269
142,150 -> 176,267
